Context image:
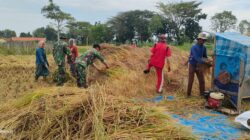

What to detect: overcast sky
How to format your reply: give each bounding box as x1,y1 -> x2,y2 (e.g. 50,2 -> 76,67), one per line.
0,0 -> 249,35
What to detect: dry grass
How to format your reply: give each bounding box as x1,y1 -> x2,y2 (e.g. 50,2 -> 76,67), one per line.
0,55 -> 56,104
0,45 -> 197,140
0,44 -> 249,139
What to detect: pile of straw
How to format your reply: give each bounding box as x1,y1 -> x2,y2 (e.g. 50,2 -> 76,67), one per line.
0,45 -> 197,139
2,44 -> 248,139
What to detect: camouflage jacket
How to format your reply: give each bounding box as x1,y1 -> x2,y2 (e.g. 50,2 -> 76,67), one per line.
75,49 -> 104,68
53,41 -> 71,66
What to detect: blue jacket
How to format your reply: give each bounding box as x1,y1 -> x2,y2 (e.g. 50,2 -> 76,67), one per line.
36,48 -> 49,65
188,44 -> 207,67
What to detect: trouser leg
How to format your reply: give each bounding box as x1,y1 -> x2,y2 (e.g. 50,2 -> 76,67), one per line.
187,64 -> 195,96
35,64 -> 42,80
70,63 -> 77,77
155,66 -> 164,93
57,65 -> 66,86
76,64 -> 87,88
196,68 -> 205,95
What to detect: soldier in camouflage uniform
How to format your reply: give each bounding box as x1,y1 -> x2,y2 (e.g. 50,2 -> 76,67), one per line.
53,36 -> 71,86
75,44 -> 109,88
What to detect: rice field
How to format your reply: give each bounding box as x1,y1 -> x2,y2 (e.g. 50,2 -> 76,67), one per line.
0,44 -> 249,139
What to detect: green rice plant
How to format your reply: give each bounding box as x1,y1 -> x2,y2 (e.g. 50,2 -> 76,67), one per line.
14,92 -> 45,108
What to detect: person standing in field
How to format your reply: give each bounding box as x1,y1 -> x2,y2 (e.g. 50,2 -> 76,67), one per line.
35,40 -> 49,81
53,36 -> 71,86
143,34 -> 171,94
131,40 -> 137,48
187,33 -> 211,97
67,38 -> 78,77
75,44 -> 109,88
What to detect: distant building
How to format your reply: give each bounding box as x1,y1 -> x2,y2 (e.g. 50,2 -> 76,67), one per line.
1,37 -> 47,48
0,38 -> 6,43
10,37 -> 46,42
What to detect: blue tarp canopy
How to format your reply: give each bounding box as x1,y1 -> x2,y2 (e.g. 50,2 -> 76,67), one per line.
215,32 -> 250,109
216,32 -> 250,47
215,32 -> 250,80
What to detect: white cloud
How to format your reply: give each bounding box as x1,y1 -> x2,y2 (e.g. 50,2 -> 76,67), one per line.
55,0 -> 160,11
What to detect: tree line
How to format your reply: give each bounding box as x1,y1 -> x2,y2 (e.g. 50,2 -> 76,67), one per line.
1,0 -> 250,45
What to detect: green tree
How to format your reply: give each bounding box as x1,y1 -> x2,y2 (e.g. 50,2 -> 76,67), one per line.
108,10 -> 154,43
33,27 -> 46,38
41,0 -> 74,42
67,21 -> 92,45
19,32 -> 32,37
45,26 -> 57,41
157,1 -> 206,44
33,26 -> 57,41
238,20 -> 250,35
211,11 -> 237,32
184,19 -> 202,42
0,29 -> 16,38
90,23 -> 113,44
149,14 -> 165,35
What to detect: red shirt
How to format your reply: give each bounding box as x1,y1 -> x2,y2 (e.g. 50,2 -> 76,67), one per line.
68,45 -> 79,64
149,41 -> 171,68
131,44 -> 137,48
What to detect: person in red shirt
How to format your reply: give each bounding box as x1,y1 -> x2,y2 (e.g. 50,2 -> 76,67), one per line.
67,39 -> 79,77
144,34 -> 171,94
131,40 -> 137,48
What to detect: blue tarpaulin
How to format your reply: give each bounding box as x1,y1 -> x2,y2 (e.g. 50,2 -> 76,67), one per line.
214,33 -> 250,104
172,111 -> 241,140
132,95 -> 174,103
215,32 -> 250,82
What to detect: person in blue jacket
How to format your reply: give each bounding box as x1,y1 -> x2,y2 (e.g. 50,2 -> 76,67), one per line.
187,33 -> 211,97
35,41 -> 49,81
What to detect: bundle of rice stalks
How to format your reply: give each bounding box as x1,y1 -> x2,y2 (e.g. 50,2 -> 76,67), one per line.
51,69 -> 72,83
0,80 -> 195,140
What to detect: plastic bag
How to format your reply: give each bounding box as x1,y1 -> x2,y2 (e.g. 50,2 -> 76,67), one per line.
235,111 -> 250,129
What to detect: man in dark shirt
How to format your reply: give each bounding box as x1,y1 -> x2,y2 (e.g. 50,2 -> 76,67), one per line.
187,33 -> 211,97
35,41 -> 49,81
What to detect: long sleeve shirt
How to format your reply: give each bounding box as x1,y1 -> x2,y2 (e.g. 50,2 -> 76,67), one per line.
67,45 -> 79,64
75,49 -> 104,68
188,44 -> 207,67
53,41 -> 71,66
36,47 -> 49,65
149,41 -> 171,68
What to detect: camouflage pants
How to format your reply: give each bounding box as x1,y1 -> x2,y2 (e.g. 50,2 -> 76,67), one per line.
76,64 -> 87,87
57,65 -> 66,86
